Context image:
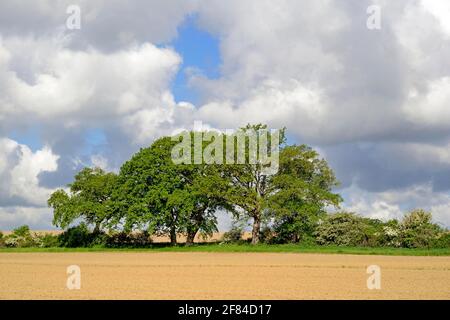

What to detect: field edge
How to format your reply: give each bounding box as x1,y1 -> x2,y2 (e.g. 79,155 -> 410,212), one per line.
1,244 -> 449,256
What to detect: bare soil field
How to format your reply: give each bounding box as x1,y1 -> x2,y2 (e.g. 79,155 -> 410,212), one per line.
0,252 -> 449,299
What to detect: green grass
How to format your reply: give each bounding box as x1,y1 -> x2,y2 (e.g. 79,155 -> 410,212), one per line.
1,243 -> 449,256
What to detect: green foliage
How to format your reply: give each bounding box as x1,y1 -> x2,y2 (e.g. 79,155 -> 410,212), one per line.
431,232 -> 450,248
36,233 -> 60,248
13,225 -> 31,238
216,124 -> 285,244
2,243 -> 449,256
37,124 -> 449,250
315,212 -> 372,246
221,220 -> 247,244
268,145 -> 342,244
314,210 -> 448,248
48,167 -> 118,231
376,219 -> 401,247
399,209 -> 442,248
0,231 -> 4,248
0,227 -> 60,248
6,225 -> 37,247
106,231 -> 152,248
57,223 -> 101,247
114,135 -> 226,245
0,225 -> 44,248
270,215 -> 315,244
217,125 -> 341,245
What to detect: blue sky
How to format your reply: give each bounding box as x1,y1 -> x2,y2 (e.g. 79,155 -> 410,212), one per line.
9,125 -> 42,152
170,15 -> 221,105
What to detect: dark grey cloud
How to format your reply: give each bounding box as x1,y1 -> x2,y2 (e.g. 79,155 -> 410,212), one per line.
325,141 -> 450,193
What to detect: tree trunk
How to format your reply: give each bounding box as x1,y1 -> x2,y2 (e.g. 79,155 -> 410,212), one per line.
251,215 -> 261,245
93,222 -> 101,234
186,229 -> 198,246
170,226 -> 177,246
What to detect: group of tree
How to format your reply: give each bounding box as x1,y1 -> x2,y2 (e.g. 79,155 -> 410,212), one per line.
4,124 -> 444,249
2,207 -> 448,248
45,124 -> 342,246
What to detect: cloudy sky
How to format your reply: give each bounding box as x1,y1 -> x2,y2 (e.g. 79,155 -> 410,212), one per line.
1,0 -> 450,230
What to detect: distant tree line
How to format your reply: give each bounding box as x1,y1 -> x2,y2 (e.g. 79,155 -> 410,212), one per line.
1,125 -> 448,249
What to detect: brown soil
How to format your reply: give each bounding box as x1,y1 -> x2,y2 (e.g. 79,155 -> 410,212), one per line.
0,252 -> 449,299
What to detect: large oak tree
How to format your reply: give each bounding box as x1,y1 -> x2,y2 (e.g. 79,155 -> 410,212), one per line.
48,167 -> 117,232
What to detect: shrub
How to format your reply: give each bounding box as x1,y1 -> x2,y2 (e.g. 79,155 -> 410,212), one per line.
431,232 -> 450,248
259,226 -> 276,244
106,231 -> 152,248
222,225 -> 245,244
360,217 -> 385,247
36,233 -> 60,248
13,225 -> 31,237
270,214 -> 318,244
377,220 -> 402,247
315,212 -> 370,246
58,223 -> 95,247
0,231 -> 4,248
5,225 -> 38,247
399,209 -> 442,248
5,237 -> 19,248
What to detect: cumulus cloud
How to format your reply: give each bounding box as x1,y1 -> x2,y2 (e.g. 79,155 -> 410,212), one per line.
0,0 -> 198,51
341,183 -> 450,227
0,206 -> 54,230
0,0 -> 450,228
0,37 -> 181,128
0,138 -> 58,208
185,0 -> 450,226
192,0 -> 450,143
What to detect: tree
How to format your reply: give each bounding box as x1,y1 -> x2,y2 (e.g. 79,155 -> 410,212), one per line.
216,124 -> 283,244
114,135 -> 227,245
269,145 -> 342,243
220,125 -> 340,244
48,167 -> 117,232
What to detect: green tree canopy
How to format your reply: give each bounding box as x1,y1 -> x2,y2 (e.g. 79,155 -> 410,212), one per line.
48,167 -> 117,232
219,124 -> 341,244
268,144 -> 342,243
113,135 -> 228,245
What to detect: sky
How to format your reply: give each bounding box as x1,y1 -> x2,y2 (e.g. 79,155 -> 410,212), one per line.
0,0 -> 450,230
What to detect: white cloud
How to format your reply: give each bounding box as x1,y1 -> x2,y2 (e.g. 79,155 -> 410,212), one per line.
404,77 -> 450,128
0,37 -> 187,144
0,206 -> 53,230
0,138 -> 59,207
341,183 -> 450,227
90,154 -> 110,172
197,80 -> 327,134
421,0 -> 450,34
